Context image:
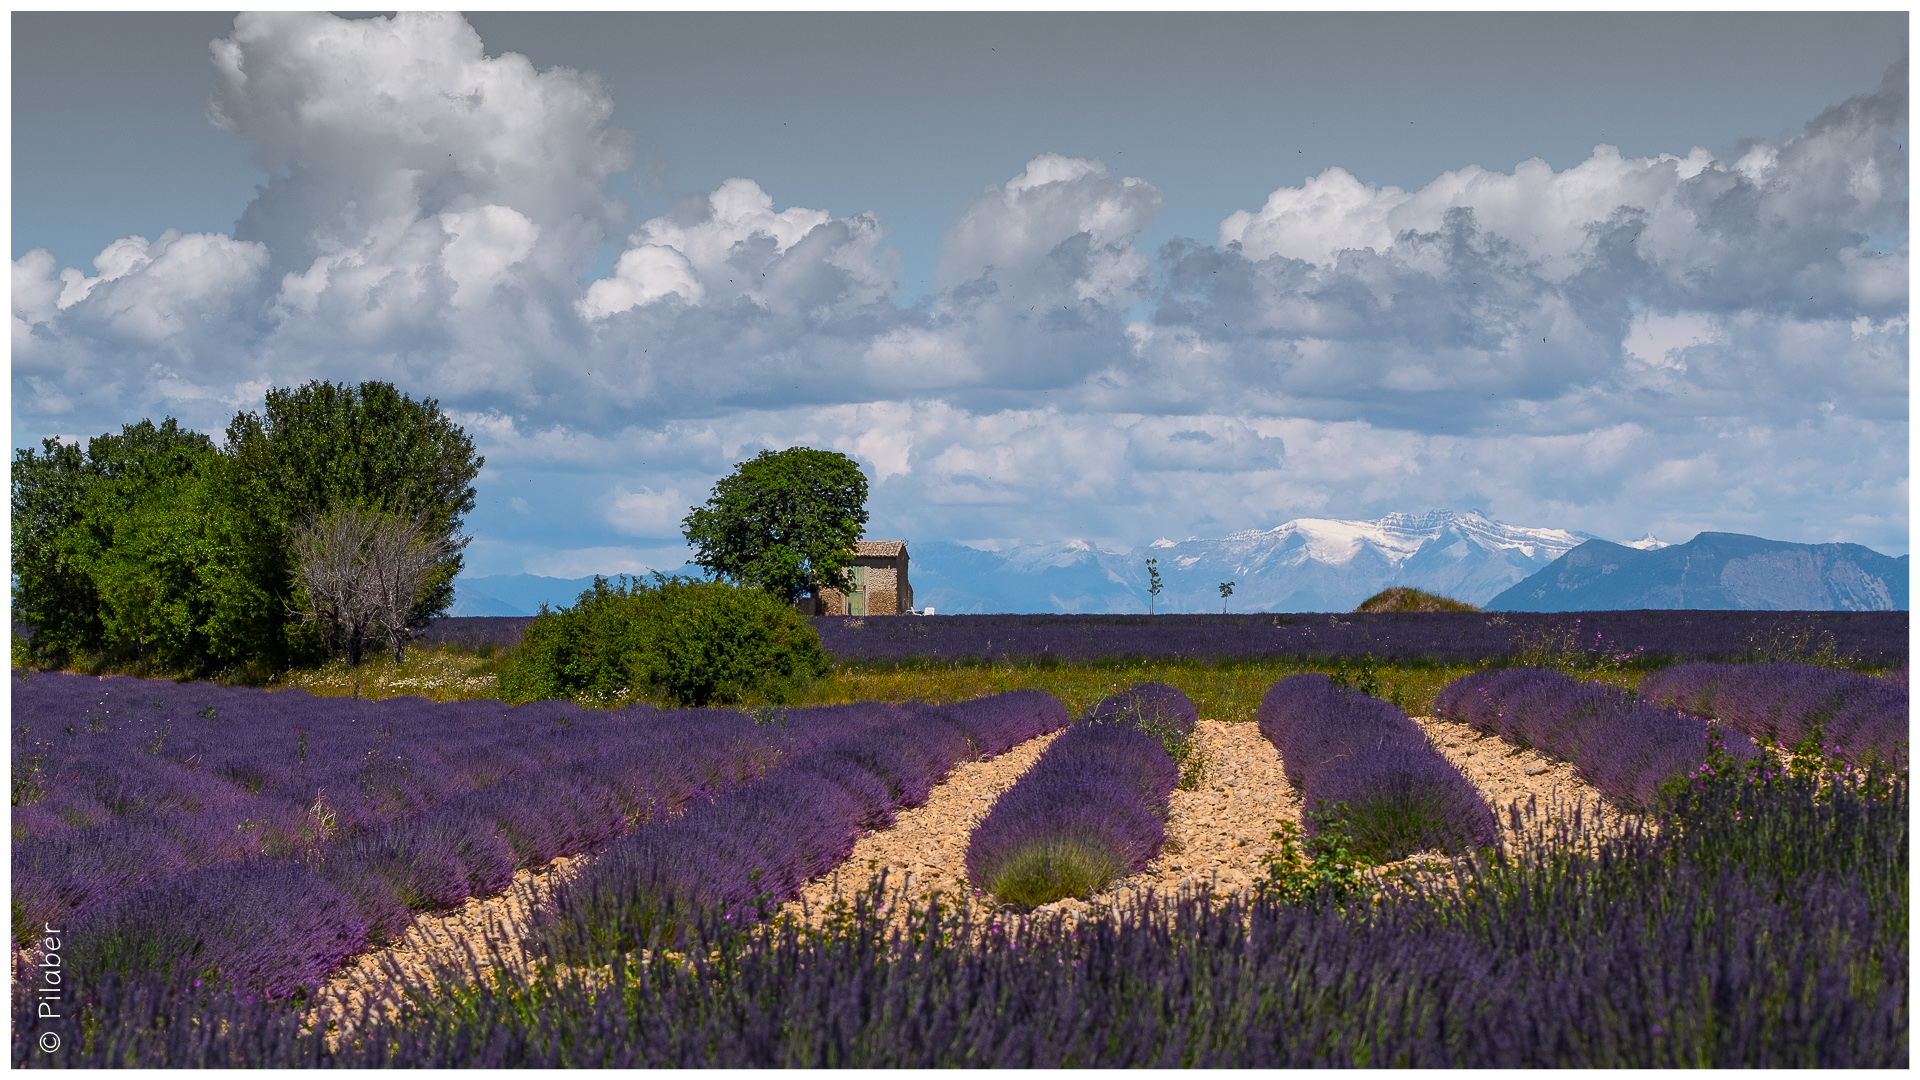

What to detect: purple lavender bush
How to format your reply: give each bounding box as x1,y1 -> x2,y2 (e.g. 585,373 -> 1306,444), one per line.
905,688 -> 1070,757
1639,662 -> 1907,769
1433,667 -> 1763,809
1082,682 -> 1198,734
1081,680 -> 1204,788
1258,674 -> 1495,861
66,860 -> 375,1000
963,685 -> 1187,907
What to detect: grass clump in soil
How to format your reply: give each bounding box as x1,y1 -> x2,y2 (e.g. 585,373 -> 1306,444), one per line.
983,838 -> 1130,908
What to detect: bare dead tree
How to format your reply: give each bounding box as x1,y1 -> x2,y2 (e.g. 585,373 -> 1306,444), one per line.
291,505 -> 466,666
290,505 -> 381,666
367,512 -> 465,664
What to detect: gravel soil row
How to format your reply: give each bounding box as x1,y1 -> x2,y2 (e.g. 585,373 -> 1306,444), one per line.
308,710 -> 1631,1017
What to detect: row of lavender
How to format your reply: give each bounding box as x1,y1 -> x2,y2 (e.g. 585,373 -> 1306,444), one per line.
1434,670 -> 1764,810
964,684 -> 1192,906
11,672 -> 924,994
1639,663 -> 1907,768
419,610 -> 1908,665
809,610 -> 1908,665
1259,675 -> 1496,859
540,691 -> 1068,957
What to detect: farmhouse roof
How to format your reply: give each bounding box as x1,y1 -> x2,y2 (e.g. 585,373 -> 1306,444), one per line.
854,541 -> 906,557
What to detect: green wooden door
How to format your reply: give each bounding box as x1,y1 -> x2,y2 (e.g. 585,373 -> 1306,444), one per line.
848,564 -> 867,616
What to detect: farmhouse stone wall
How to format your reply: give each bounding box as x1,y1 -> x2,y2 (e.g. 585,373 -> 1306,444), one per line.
811,541 -> 913,616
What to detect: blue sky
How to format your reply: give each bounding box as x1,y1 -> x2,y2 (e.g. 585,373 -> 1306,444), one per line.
12,11 -> 1910,577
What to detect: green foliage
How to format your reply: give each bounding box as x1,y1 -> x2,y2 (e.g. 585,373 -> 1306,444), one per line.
1355,587 -> 1479,613
497,574 -> 831,707
225,379 -> 481,636
11,419 -> 213,664
11,383 -> 480,677
985,837 -> 1128,907
1316,792 -> 1464,866
13,421 -> 281,674
681,447 -> 869,604
1257,806 -> 1373,905
1145,558 -> 1163,614
1328,653 -> 1384,698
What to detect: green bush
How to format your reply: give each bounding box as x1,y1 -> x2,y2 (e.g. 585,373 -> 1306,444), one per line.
496,574 -> 830,707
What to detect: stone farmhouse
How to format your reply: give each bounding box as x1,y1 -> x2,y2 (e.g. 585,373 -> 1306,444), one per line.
802,541 -> 915,616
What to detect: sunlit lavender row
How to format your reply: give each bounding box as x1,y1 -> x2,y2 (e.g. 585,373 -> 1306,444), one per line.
418,610 -> 1907,666
1258,674 -> 1496,859
1432,668 -> 1764,810
963,684 -> 1187,907
22,760 -> 1902,1067
543,690 -> 1068,955
1638,662 -> 1908,768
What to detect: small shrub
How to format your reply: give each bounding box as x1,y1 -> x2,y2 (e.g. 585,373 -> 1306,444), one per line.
982,836 -> 1128,907
497,574 -> 830,707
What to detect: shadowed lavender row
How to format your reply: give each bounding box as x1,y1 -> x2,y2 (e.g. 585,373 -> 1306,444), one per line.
1638,662 -> 1908,769
964,684 -> 1186,907
1258,674 -> 1496,860
542,690 -> 1070,956
1433,668 -> 1763,810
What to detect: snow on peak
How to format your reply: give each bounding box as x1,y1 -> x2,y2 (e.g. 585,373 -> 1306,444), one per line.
1623,533 -> 1670,551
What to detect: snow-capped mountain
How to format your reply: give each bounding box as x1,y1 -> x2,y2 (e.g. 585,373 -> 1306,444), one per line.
911,510 -> 1598,614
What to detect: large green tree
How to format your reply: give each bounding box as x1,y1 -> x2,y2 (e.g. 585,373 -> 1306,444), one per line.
11,382 -> 482,675
11,419 -> 221,664
53,447 -> 276,672
681,447 -> 869,604
224,380 -> 483,647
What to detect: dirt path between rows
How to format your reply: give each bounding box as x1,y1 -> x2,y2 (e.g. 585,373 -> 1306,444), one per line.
309,714 -> 1635,1020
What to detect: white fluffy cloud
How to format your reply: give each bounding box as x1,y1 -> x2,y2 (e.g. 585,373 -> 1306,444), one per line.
9,14 -> 1907,569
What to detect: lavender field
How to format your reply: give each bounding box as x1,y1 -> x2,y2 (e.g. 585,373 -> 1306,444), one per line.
10,672 -> 956,997
11,649 -> 1907,1065
419,610 -> 1907,666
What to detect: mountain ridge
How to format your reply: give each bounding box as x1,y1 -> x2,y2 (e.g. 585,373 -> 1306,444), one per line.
910,510 -> 1598,614
1488,532 -> 1908,611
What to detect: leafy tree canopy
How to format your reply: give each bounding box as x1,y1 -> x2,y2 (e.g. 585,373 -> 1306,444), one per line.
224,380 -> 483,633
11,419 -> 218,662
681,447 -> 869,604
11,383 -> 483,676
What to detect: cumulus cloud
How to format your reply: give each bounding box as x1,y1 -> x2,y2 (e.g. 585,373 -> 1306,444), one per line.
604,485 -> 688,537
1150,59 -> 1907,453
8,13 -> 1906,570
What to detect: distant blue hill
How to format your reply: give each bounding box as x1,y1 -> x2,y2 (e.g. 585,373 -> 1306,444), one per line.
1488,532 -> 1908,611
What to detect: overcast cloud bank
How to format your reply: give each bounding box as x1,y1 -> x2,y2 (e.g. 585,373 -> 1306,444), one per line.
12,12 -> 1908,576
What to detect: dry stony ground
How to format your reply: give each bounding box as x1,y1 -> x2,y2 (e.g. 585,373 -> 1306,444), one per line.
309,712 -> 1637,1021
